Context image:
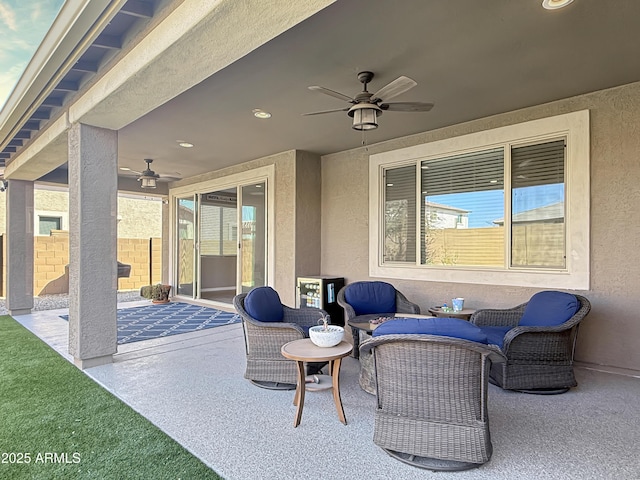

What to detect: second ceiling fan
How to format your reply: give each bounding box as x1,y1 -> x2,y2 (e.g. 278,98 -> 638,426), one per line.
303,71 -> 434,130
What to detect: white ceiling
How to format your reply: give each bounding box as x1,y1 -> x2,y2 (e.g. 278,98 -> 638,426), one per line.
113,0 -> 640,181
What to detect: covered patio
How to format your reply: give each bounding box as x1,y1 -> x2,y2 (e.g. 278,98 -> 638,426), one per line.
2,1 -> 640,476
14,308 -> 640,479
1,0 -> 640,377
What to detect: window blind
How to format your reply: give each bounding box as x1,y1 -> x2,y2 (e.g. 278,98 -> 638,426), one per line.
384,165 -> 416,262
421,148 -> 504,197
511,140 -> 565,188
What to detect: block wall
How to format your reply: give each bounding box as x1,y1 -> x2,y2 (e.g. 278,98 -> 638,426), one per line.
24,233 -> 162,295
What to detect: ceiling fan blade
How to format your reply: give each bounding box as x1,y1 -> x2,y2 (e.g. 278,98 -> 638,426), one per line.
158,175 -> 181,182
380,102 -> 434,112
370,76 -> 417,103
308,85 -> 355,103
302,107 -> 350,116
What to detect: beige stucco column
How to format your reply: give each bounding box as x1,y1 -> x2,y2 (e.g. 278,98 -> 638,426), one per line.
68,123 -> 118,369
6,179 -> 34,315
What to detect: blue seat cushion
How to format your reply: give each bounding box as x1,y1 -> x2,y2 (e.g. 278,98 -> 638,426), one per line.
244,287 -> 284,322
519,291 -> 579,327
372,317 -> 488,344
477,326 -> 513,349
344,281 -> 397,316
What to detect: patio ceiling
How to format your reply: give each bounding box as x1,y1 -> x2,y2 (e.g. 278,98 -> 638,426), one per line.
3,0 -> 640,189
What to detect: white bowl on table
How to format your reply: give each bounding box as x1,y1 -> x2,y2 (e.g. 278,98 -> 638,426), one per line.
309,325 -> 344,348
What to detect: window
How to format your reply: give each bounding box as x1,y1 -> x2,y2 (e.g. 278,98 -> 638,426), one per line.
370,111 -> 590,289
39,216 -> 61,235
384,166 -> 416,263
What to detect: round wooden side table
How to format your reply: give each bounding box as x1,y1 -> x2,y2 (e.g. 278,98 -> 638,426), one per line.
428,306 -> 475,321
281,339 -> 353,427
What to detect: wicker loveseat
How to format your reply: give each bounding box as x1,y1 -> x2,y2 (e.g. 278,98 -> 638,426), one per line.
233,287 -> 327,390
360,317 -> 505,471
470,291 -> 591,394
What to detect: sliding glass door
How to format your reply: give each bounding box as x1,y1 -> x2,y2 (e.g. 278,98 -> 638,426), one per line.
240,182 -> 266,293
198,189 -> 238,302
176,196 -> 196,296
173,178 -> 268,302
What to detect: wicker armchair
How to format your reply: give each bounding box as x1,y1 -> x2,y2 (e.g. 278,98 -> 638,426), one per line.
233,287 -> 327,390
470,292 -> 591,394
360,333 -> 505,471
337,281 -> 420,358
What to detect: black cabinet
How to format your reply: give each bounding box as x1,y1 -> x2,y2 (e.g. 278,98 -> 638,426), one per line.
296,276 -> 345,326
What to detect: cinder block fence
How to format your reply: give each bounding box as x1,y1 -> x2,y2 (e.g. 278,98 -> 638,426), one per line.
0,232 -> 162,296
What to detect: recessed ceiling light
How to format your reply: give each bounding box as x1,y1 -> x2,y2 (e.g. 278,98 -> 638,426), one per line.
120,167 -> 131,171
542,0 -> 573,10
176,140 -> 194,148
252,109 -> 272,119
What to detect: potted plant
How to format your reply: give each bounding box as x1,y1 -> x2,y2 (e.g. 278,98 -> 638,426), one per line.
140,283 -> 172,304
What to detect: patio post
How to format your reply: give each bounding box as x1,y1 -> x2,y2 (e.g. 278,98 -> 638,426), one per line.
67,123 -> 118,369
6,179 -> 34,315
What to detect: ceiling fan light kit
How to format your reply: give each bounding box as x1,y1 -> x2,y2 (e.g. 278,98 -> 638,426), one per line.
349,103 -> 382,130
138,158 -> 160,189
304,70 -> 433,131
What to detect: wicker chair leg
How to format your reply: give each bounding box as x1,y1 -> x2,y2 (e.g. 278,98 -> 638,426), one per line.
382,449 -> 484,472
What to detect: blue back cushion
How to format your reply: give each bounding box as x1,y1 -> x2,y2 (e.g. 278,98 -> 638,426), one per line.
519,291 -> 579,327
344,281 -> 397,316
244,287 -> 284,322
372,317 -> 488,344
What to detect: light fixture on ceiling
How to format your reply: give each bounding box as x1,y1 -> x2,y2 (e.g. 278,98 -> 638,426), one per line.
542,0 -> 573,10
348,103 -> 382,131
138,159 -> 159,189
177,141 -> 194,148
252,109 -> 272,119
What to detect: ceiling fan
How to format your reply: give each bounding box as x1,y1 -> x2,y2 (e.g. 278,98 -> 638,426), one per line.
120,159 -> 181,189
303,71 -> 434,130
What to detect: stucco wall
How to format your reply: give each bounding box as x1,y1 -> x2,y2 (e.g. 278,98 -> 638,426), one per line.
0,188 -> 162,239
321,80 -> 640,373
294,151 -> 322,286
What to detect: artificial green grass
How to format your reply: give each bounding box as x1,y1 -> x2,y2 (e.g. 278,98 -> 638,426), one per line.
0,316 -> 222,480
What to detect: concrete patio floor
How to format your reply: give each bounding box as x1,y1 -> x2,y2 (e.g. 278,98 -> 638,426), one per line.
12,304 -> 640,480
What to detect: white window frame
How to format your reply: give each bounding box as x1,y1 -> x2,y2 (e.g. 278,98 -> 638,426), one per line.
369,110 -> 590,289
35,211 -> 68,236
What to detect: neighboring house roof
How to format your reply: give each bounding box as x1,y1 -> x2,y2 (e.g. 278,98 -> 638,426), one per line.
425,201 -> 469,214
493,202 -> 564,225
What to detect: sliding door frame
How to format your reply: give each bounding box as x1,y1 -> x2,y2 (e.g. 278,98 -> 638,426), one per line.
168,165 -> 275,301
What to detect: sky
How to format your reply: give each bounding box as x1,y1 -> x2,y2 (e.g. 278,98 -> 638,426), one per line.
0,0 -> 65,109
429,183 -> 564,228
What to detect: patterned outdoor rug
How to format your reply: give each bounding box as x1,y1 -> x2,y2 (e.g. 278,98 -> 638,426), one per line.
60,302 -> 241,345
